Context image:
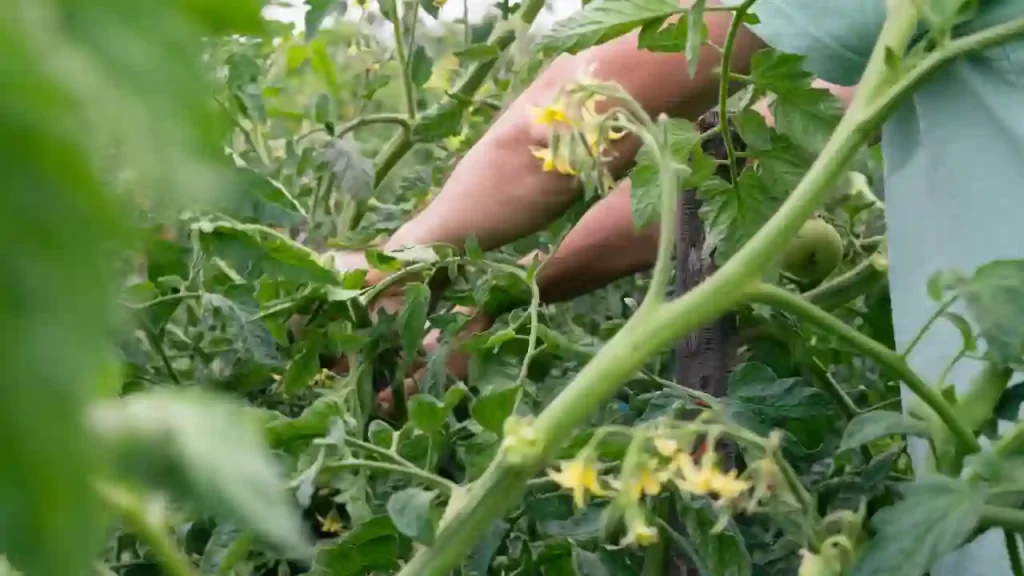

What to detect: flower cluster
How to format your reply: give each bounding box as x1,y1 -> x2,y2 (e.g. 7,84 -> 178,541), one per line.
528,71 -> 631,194
545,424 -> 775,548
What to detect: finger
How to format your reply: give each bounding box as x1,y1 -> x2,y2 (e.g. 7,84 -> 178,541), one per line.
376,376 -> 420,416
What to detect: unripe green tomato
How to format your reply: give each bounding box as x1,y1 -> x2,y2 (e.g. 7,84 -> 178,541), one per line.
781,218 -> 844,283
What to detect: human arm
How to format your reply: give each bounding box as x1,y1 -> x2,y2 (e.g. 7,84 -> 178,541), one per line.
375,2 -> 767,263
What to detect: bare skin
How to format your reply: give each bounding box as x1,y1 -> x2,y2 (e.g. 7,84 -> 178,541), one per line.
328,7 -> 858,414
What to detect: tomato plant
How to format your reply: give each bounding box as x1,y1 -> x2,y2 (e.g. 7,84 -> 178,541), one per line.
3,1 -> 1024,576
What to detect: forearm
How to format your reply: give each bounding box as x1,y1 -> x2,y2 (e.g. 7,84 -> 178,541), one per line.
384,5 -> 765,254
531,180 -> 658,304
533,80 -> 859,306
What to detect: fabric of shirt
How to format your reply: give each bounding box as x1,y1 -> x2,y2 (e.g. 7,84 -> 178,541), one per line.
720,1 -> 1024,575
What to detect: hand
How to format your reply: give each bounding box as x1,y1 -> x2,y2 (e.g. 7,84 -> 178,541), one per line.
377,305 -> 495,416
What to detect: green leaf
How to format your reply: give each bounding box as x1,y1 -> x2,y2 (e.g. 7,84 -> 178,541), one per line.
399,283 -> 430,365
629,118 -> 703,230
410,46 -> 434,87
638,17 -> 688,52
194,220 -> 341,286
200,524 -> 254,576
305,0 -> 342,41
309,516 -> 400,576
413,101 -> 466,142
386,487 -> 439,545
282,345 -> 321,395
571,544 -> 610,576
471,385 -> 521,433
408,394 -> 448,432
699,168 -> 788,264
958,260 -> 1024,366
676,499 -> 752,576
941,311 -> 978,352
464,520 -> 512,576
771,86 -> 843,157
839,411 -> 930,452
419,0 -> 441,18
537,0 -> 682,55
322,136 -> 375,201
851,476 -> 987,576
726,363 -> 834,420
685,0 -> 707,77
89,389 -> 312,558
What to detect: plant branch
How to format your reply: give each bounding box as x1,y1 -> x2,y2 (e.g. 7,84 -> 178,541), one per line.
1008,530 -> 1024,576
395,6 -> 926,575
983,506 -> 1024,534
96,482 -> 196,576
336,113 -> 412,140
320,459 -> 456,493
373,0 -> 549,187
804,249 -> 888,310
808,358 -> 861,419
717,0 -> 758,183
747,282 -> 979,454
902,296 -> 955,358
340,435 -> 419,468
144,327 -> 183,386
390,2 -> 417,119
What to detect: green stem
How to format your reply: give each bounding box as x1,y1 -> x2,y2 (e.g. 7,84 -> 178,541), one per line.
862,17 -> 1024,136
643,120 -> 681,306
336,113 -> 411,140
125,291 -> 203,310
1008,530 -> 1024,576
983,506 -> 1024,533
747,282 -> 979,455
716,0 -> 758,183
641,498 -> 670,576
340,435 -> 419,468
320,459 -> 456,493
144,327 -> 182,386
808,358 -> 861,420
372,0 -> 548,187
96,482 -> 196,576
993,421 -> 1024,458
803,249 -> 888,310
902,296 -> 955,358
390,2 -> 417,119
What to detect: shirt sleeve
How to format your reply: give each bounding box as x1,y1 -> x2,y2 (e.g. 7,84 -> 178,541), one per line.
719,0 -> 887,86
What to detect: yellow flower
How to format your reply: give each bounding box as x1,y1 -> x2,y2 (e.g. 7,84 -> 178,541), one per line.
612,464 -> 666,500
654,437 -> 679,457
672,452 -> 751,502
433,0 -> 447,5
621,515 -> 660,547
317,513 -> 344,534
547,459 -> 606,508
534,103 -> 570,127
530,145 -> 576,175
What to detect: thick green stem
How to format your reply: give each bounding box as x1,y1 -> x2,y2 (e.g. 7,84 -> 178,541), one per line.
747,282 -> 980,455
96,482 -> 196,576
804,249 -> 888,310
983,506 -> 1024,533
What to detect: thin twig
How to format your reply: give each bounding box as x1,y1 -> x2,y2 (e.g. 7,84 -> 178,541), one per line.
716,0 -> 759,183
320,459 -> 456,493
